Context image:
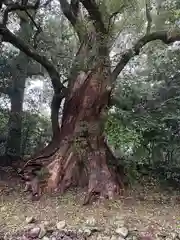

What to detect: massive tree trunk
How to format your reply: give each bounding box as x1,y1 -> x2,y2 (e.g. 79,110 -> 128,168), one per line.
43,60 -> 122,204
19,13 -> 125,202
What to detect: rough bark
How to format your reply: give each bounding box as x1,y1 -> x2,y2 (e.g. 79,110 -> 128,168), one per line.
43,66 -> 121,204
22,64 -> 123,204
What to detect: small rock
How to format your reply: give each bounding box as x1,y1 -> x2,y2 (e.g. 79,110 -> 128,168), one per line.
56,220 -> 66,230
110,236 -> 117,240
86,217 -> 97,226
44,221 -> 49,226
115,227 -> 128,238
157,232 -> 167,239
42,237 -> 50,240
91,226 -> 101,233
26,216 -> 35,224
171,232 -> 178,239
0,206 -> 6,211
114,220 -> 125,227
51,237 -> 57,240
126,237 -> 138,240
44,222 -> 54,232
77,229 -> 84,234
83,228 -> 92,236
104,228 -> 112,236
21,236 -> 29,240
29,227 -> 40,238
38,225 -> 47,238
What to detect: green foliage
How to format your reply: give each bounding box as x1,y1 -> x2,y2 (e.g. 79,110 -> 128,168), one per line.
106,37 -> 180,187
0,108 -> 51,156
105,115 -> 141,154
21,111 -> 52,155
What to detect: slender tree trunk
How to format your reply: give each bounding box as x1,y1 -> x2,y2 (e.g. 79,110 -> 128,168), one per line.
5,19 -> 35,162
6,85 -> 24,160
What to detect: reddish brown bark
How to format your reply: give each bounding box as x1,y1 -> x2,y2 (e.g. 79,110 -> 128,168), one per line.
24,64 -> 123,204
19,45 -> 124,204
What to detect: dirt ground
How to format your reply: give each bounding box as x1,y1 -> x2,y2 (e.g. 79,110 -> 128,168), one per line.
0,166 -> 180,239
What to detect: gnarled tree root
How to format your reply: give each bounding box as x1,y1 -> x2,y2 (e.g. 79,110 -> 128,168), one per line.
44,145 -> 124,205
20,140 -> 125,205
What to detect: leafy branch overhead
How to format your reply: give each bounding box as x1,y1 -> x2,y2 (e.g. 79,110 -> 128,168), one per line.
112,30 -> 180,83
80,0 -> 107,33
3,1 -> 40,25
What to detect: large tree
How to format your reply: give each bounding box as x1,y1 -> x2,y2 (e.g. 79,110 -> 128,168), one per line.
1,0 -> 180,203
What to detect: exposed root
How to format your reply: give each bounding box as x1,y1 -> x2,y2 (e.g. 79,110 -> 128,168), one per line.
19,143 -> 124,204
32,139 -> 60,159
83,168 -> 120,205
46,150 -> 78,193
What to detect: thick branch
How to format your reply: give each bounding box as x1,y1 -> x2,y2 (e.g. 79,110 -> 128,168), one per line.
59,0 -> 77,26
80,0 -> 107,33
0,25 -> 67,95
58,0 -> 82,40
70,0 -> 79,18
112,30 -> 180,83
51,92 -> 65,138
3,3 -> 40,26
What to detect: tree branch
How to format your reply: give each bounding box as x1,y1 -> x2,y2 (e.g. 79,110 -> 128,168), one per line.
59,0 -> 77,26
107,5 -> 125,32
111,30 -> 180,83
3,3 -> 40,26
0,25 -> 67,95
145,0 -> 152,35
51,92 -> 65,137
80,0 -> 107,33
70,0 -> 79,19
58,0 -> 82,40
